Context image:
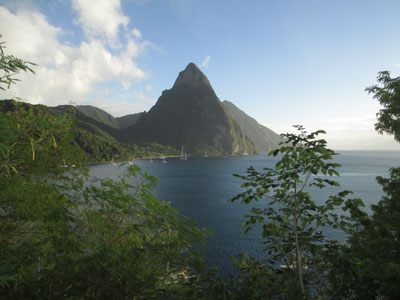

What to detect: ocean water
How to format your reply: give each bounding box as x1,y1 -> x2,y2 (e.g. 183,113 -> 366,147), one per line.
89,151 -> 400,275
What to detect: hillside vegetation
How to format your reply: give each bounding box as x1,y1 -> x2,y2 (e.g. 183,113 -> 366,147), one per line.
0,100 -> 179,164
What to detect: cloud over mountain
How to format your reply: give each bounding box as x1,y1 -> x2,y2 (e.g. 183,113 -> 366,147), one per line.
201,55 -> 210,68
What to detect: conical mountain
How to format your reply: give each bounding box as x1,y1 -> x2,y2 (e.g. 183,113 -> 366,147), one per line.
122,63 -> 256,155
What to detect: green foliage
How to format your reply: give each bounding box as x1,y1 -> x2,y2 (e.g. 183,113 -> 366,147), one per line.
0,101 -> 83,292
164,256 -> 279,300
0,100 -> 208,299
0,36 -> 36,90
229,125 -> 364,299
75,105 -> 120,128
73,105 -> 143,129
331,167 -> 400,299
365,71 -> 400,143
0,100 -> 180,165
329,71 -> 400,299
56,104 -> 180,162
73,124 -> 129,163
0,100 -> 80,177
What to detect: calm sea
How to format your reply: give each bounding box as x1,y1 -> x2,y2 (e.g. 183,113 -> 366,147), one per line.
89,151 -> 400,275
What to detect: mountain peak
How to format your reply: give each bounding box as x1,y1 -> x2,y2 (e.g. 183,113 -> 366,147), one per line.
173,62 -> 211,88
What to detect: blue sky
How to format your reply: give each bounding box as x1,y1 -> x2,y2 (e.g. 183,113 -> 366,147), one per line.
1,0 -> 400,150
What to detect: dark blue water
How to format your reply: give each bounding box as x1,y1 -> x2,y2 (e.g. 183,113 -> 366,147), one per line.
89,151 -> 400,275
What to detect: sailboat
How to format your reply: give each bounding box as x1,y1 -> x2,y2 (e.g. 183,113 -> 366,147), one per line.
161,156 -> 167,163
128,158 -> 134,165
180,147 -> 188,160
111,157 -> 116,166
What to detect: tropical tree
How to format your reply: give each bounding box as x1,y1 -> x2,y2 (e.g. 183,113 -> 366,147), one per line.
229,125 -> 364,299
335,71 -> 400,299
366,71 -> 400,142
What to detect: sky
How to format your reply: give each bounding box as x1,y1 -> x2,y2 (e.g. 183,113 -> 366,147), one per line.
1,0 -> 400,150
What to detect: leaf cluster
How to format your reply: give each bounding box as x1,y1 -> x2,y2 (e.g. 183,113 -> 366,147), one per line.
229,125 -> 365,298
0,36 -> 36,90
365,71 -> 400,143
0,100 -> 81,178
333,167 -> 400,299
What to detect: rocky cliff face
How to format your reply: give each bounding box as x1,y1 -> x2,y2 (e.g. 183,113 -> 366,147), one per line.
122,63 -> 256,155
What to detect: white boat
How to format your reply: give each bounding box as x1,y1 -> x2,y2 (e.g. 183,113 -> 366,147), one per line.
111,157 -> 116,166
161,156 -> 167,163
128,158 -> 134,165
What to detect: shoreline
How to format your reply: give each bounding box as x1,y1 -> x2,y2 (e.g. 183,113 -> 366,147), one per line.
82,153 -> 255,167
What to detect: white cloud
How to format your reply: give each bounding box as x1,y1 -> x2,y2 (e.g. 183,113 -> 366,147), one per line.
146,84 -> 152,91
125,39 -> 140,57
200,55 -> 210,68
72,0 -> 129,44
132,27 -> 142,39
0,5 -> 149,107
121,80 -> 132,90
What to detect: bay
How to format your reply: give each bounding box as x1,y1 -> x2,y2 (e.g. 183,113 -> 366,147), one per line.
89,151 -> 400,276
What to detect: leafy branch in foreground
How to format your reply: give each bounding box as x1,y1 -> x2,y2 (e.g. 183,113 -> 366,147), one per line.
0,35 -> 36,90
229,125 -> 364,299
0,102 -> 209,299
332,71 -> 400,299
365,71 -> 400,143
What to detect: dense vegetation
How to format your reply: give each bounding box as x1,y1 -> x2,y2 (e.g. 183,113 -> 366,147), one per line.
0,99 -> 180,164
1,38 -> 400,299
0,102 -> 208,298
74,124 -> 178,163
